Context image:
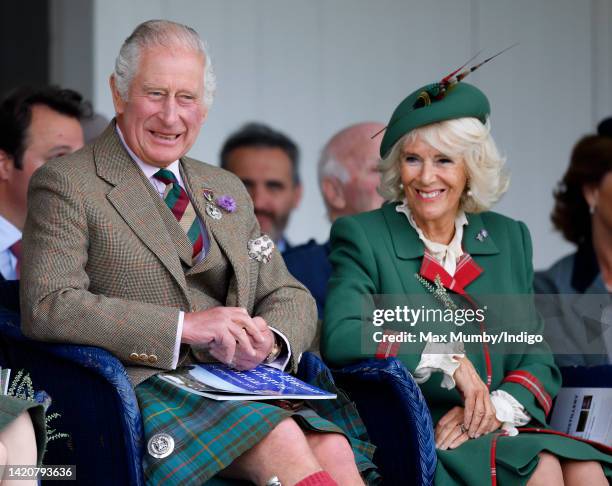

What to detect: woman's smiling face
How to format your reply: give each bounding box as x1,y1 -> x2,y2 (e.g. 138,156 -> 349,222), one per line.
400,135 -> 468,232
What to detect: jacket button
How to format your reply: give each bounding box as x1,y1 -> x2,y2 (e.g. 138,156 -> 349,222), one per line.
130,353 -> 139,361
139,353 -> 148,361
148,355 -> 158,364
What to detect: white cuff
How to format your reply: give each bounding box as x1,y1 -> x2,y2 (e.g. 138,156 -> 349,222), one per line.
266,326 -> 291,370
490,389 -> 531,436
414,339 -> 464,389
414,352 -> 464,389
171,311 -> 184,369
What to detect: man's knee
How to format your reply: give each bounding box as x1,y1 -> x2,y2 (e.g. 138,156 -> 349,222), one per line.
263,418 -> 309,450
307,432 -> 354,461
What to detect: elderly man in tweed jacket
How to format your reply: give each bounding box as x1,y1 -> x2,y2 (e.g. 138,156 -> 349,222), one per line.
20,20 -> 372,486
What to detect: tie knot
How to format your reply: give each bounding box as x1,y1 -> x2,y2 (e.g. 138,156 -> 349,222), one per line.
9,240 -> 21,259
153,169 -> 178,186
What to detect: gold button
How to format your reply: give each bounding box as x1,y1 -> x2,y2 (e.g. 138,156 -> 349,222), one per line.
139,353 -> 148,361
129,353 -> 139,361
148,354 -> 158,364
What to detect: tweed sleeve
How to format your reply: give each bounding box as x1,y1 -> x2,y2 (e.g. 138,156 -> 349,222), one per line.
20,163 -> 180,370
247,213 -> 317,374
496,221 -> 562,425
322,216 -> 381,367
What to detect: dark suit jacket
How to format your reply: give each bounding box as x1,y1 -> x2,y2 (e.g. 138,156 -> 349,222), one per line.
535,243 -> 610,366
0,278 -> 19,313
283,239 -> 331,318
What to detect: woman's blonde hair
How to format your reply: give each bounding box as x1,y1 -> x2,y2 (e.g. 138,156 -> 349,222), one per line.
378,117 -> 509,213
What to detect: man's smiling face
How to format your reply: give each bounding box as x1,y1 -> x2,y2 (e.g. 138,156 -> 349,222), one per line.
111,45 -> 207,167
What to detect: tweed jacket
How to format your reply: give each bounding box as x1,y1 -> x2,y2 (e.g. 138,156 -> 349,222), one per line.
20,124 -> 317,386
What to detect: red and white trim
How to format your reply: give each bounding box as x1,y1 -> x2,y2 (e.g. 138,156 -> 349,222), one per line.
375,330 -> 401,359
502,371 -> 553,416
418,252 -> 492,386
517,427 -> 612,455
489,430 -> 508,486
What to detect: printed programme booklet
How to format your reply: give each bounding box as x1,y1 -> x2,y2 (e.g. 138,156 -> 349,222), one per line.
550,387 -> 612,446
158,363 -> 337,401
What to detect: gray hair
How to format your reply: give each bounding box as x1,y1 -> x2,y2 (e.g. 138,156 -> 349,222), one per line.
318,149 -> 350,189
113,20 -> 216,107
378,117 -> 509,213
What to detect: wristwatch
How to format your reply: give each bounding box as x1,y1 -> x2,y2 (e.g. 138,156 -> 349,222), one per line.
264,334 -> 282,363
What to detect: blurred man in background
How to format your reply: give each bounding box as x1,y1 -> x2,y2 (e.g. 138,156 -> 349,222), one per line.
221,122 -> 302,251
284,122 -> 384,316
0,86 -> 85,310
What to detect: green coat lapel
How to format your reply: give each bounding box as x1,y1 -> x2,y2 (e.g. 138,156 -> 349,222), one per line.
93,124 -> 189,296
380,204 -> 500,295
381,203 -> 424,295
382,203 -> 423,260
463,213 -> 500,256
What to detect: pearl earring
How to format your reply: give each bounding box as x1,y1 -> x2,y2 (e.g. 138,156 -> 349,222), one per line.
399,183 -> 404,189
589,205 -> 596,215
467,189 -> 473,197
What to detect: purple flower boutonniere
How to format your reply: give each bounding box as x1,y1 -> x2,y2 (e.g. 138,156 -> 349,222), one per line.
216,195 -> 237,213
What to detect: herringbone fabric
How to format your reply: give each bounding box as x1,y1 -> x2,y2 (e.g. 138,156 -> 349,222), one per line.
153,169 -> 204,261
20,123 -> 317,386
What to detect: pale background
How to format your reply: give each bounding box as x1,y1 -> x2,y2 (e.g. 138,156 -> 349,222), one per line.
49,0 -> 612,269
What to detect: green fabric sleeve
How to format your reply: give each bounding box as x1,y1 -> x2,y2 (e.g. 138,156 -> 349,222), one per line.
322,216 -> 380,367
497,221 -> 561,425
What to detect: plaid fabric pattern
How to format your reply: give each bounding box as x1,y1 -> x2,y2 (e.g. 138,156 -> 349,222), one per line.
136,372 -> 380,486
154,169 -> 204,260
502,371 -> 553,416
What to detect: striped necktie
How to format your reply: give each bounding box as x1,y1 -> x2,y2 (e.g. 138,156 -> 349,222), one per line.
153,169 -> 204,260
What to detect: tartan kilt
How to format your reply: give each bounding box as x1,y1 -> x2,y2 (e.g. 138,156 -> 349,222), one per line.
135,371 -> 380,486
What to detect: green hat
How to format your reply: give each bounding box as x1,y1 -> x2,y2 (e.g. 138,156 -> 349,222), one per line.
380,82 -> 490,158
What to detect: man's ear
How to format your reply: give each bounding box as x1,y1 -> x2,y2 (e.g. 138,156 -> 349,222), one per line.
582,184 -> 599,210
200,103 -> 208,126
109,75 -> 126,115
0,150 -> 14,181
321,177 -> 346,211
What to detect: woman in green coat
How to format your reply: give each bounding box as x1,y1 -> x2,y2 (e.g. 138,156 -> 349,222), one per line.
321,78 -> 612,484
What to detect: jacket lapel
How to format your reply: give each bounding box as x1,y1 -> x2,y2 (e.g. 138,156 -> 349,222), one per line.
382,203 -> 423,260
180,158 -> 249,307
93,124 -> 189,295
382,204 -> 494,293
463,213 -> 499,256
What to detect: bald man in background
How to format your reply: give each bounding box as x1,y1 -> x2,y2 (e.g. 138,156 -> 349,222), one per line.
284,122 -> 384,316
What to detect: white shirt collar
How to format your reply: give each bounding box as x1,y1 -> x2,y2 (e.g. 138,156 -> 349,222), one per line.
115,125 -> 183,186
395,200 -> 468,276
0,215 -> 21,252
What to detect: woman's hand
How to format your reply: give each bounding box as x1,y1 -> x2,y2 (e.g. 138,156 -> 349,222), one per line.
453,356 -> 500,438
435,406 -> 502,450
